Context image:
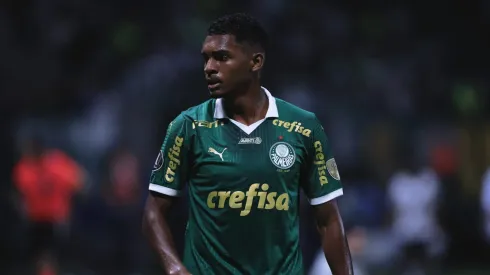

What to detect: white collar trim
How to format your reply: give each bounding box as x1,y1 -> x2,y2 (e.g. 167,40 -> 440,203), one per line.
213,86 -> 279,119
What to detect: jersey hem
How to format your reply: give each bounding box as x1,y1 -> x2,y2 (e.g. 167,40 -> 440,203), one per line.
308,188 -> 343,205
149,183 -> 181,197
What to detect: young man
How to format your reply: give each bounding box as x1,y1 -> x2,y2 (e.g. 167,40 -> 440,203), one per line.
143,13 -> 353,275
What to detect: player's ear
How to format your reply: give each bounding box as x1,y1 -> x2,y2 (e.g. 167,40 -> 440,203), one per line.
251,52 -> 265,72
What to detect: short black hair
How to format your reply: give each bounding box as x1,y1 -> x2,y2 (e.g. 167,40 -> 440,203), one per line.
207,13 -> 268,52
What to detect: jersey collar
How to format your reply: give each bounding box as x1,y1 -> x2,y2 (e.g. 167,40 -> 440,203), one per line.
213,87 -> 279,119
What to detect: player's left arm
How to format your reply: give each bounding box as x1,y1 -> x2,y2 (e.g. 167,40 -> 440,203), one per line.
301,115 -> 353,275
313,200 -> 353,275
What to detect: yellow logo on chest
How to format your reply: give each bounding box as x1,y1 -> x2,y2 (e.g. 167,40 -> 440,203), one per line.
272,119 -> 311,137
192,120 -> 223,129
206,183 -> 290,216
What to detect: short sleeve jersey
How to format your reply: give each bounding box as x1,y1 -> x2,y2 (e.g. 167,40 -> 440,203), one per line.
149,88 -> 343,275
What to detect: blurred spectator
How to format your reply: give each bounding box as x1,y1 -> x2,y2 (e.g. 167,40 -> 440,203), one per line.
481,167 -> 490,244
97,146 -> 143,275
387,147 -> 445,275
12,136 -> 84,275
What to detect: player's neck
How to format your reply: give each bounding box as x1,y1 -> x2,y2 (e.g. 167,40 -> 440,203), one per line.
222,83 -> 268,126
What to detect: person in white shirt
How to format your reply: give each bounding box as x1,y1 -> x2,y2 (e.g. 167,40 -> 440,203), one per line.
480,167 -> 490,243
387,151 -> 446,274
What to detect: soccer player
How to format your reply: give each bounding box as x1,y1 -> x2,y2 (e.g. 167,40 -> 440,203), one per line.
143,13 -> 353,275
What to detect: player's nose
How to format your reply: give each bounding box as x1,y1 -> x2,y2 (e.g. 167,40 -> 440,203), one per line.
204,59 -> 218,76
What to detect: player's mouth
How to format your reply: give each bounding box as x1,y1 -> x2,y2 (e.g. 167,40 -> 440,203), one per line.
207,79 -> 222,91
208,83 -> 221,91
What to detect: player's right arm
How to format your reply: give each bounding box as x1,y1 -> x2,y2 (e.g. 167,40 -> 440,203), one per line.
142,114 -> 192,275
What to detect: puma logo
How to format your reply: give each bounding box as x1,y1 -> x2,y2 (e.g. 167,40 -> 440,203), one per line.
209,147 -> 227,161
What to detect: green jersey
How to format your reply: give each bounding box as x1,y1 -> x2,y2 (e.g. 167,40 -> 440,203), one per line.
149,88 -> 343,275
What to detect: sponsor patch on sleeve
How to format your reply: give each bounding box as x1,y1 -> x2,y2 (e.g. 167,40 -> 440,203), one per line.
152,151 -> 164,171
326,158 -> 340,180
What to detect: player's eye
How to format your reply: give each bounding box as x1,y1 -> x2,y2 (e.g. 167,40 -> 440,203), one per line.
214,52 -> 230,62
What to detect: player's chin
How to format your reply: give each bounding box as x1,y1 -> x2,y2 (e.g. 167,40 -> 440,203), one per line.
208,88 -> 227,99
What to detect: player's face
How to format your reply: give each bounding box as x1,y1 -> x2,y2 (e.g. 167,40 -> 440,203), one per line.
201,34 -> 253,98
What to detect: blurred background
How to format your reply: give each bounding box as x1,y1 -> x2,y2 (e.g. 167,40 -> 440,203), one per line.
1,0 -> 490,274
